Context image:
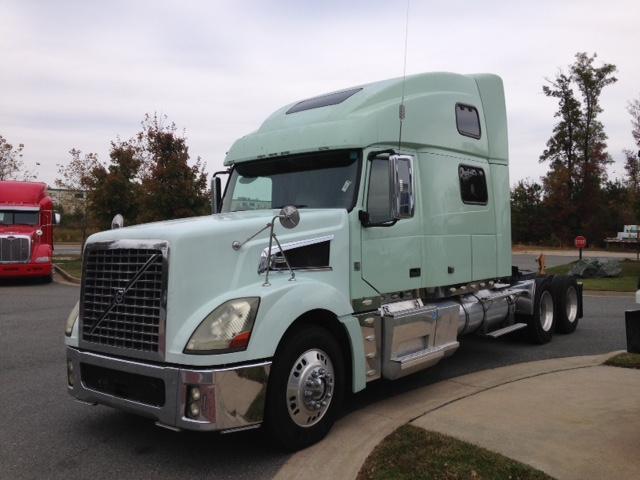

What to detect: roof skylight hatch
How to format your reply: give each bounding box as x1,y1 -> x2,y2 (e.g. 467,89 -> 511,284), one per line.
286,87 -> 362,114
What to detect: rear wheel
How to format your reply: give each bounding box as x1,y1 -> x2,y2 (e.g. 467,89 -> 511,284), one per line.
264,325 -> 344,451
551,276 -> 580,334
525,279 -> 555,344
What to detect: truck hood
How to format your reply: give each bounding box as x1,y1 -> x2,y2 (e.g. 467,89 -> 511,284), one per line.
85,209 -> 351,358
0,225 -> 39,236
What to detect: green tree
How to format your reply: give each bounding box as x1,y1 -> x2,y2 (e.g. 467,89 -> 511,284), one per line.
510,179 -> 548,244
56,148 -> 101,244
540,52 -> 617,243
571,53 -> 618,206
624,96 -> 640,221
599,179 -> 634,236
625,149 -> 640,193
0,134 -> 34,180
627,96 -> 640,149
540,73 -> 581,198
88,140 -> 142,228
135,114 -> 209,223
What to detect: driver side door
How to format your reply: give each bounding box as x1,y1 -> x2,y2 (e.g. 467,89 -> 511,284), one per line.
360,154 -> 423,294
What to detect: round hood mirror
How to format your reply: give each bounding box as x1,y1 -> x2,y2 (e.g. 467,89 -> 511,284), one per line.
111,214 -> 124,230
278,205 -> 300,229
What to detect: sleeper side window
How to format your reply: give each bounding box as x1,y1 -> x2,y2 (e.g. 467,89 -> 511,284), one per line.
458,164 -> 488,205
455,104 -> 481,139
366,158 -> 392,223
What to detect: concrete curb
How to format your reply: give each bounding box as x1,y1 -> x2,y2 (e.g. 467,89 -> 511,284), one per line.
273,352 -> 622,480
513,248 -> 637,259
53,264 -> 81,285
583,290 -> 635,297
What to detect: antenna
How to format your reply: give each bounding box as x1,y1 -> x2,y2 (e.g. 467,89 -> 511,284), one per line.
398,0 -> 410,150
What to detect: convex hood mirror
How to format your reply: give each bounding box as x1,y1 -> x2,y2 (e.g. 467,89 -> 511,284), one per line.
111,214 -> 124,229
279,205 -> 300,229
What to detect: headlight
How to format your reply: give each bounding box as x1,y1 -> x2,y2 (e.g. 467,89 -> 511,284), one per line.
184,298 -> 260,354
35,256 -> 51,263
65,301 -> 79,337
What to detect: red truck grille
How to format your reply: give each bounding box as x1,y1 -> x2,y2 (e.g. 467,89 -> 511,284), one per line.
0,235 -> 30,263
80,243 -> 168,360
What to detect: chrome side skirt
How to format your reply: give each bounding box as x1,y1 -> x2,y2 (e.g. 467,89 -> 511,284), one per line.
356,279 -> 537,382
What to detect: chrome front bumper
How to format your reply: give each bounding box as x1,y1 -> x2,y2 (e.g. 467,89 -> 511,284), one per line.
66,347 -> 271,432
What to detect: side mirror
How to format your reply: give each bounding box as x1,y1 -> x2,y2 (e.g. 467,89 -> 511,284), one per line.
211,170 -> 230,214
360,153 -> 413,227
54,213 -> 61,225
211,177 -> 222,214
278,205 -> 300,229
389,155 -> 415,219
111,214 -> 124,229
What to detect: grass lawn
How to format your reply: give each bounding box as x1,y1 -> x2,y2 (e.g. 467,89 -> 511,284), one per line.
545,259 -> 640,292
357,425 -> 554,480
605,352 -> 640,369
55,227 -> 99,243
53,255 -> 82,278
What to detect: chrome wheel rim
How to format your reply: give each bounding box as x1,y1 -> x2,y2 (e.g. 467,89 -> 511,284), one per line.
286,349 -> 335,428
566,286 -> 578,323
540,290 -> 554,332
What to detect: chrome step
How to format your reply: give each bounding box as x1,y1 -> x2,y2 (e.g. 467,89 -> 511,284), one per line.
391,341 -> 459,371
486,322 -> 527,338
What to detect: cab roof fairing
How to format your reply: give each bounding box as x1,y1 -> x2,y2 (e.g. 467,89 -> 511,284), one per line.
224,72 -> 508,166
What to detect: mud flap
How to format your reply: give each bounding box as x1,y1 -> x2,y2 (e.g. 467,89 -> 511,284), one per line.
577,282 -> 584,319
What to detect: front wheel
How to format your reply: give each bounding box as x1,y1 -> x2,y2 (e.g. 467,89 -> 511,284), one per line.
264,325 -> 344,451
40,272 -> 53,284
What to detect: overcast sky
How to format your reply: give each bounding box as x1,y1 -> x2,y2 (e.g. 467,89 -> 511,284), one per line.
1,0 -> 638,187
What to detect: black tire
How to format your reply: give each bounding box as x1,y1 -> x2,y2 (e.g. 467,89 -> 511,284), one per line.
39,273 -> 53,284
264,325 -> 345,451
551,275 -> 580,334
524,278 -> 556,344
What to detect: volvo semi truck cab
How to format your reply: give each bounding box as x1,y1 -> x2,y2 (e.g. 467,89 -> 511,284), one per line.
65,72 -> 583,450
0,181 -> 59,280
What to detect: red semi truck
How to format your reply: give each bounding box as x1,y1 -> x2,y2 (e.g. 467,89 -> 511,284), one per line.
0,181 -> 60,281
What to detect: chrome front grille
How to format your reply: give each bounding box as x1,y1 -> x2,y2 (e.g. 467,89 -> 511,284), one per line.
80,241 -> 168,360
0,235 -> 30,263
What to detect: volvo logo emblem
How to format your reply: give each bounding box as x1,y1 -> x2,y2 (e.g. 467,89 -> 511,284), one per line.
114,288 -> 126,304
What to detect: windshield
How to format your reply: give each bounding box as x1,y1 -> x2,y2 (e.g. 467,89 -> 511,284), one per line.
221,150 -> 360,212
0,210 -> 40,226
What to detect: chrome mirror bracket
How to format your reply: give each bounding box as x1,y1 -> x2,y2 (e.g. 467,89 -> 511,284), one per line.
231,206 -> 300,286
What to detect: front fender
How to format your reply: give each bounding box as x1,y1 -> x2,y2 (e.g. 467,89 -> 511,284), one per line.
33,242 -> 52,261
252,280 -> 351,352
171,276 -> 366,392
251,280 -> 366,393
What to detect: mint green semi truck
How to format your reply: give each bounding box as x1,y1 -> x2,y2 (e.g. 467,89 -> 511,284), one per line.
64,72 -> 582,450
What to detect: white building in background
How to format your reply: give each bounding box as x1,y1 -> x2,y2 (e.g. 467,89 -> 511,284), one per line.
606,225 -> 640,247
620,225 -> 640,239
47,187 -> 86,214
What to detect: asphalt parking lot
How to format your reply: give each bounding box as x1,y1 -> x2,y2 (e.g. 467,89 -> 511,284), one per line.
0,278 -> 635,480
